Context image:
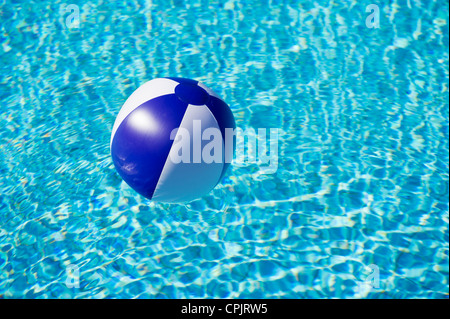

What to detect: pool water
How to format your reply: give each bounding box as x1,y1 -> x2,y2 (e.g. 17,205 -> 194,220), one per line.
0,0 -> 448,298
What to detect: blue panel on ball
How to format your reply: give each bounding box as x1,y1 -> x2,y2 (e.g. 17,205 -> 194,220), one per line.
205,96 -> 236,181
175,83 -> 210,106
111,94 -> 188,199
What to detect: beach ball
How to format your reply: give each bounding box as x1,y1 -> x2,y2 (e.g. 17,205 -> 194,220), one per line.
110,77 -> 236,203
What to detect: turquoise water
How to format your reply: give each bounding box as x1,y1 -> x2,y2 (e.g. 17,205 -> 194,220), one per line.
0,0 -> 448,299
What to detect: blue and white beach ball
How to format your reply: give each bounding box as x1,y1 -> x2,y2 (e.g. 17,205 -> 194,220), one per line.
110,77 -> 236,203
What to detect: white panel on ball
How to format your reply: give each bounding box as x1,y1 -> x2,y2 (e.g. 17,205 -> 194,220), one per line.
151,104 -> 224,202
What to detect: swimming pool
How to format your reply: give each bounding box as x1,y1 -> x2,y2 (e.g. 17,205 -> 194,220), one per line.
0,0 -> 448,298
